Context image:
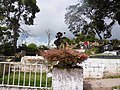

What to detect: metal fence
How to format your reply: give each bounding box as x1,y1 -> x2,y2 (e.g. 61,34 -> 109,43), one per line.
0,62 -> 52,90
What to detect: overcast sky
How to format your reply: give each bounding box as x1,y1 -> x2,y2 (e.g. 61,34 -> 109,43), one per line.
18,0 -> 120,46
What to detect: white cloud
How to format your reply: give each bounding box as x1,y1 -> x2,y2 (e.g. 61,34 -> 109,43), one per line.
18,0 -> 78,45
18,0 -> 120,46
110,24 -> 120,39
19,37 -> 47,46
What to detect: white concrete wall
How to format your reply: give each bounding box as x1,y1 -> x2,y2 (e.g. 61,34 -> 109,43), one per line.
81,58 -> 120,78
52,67 -> 83,90
21,56 -> 45,64
21,56 -> 120,79
20,56 -> 47,72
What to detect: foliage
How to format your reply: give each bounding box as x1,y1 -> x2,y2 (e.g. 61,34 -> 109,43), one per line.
54,32 -> 73,49
26,43 -> 37,55
65,0 -> 120,39
54,32 -> 64,49
104,74 -> 120,79
112,86 -> 120,89
38,45 -> 49,50
18,44 -> 27,51
0,26 -> 12,43
62,37 -> 73,45
110,39 -> 120,46
74,33 -> 98,44
27,43 -> 37,50
0,43 -> 14,56
0,0 -> 40,53
102,39 -> 110,45
18,43 -> 49,56
40,48 -> 88,68
85,47 -> 99,55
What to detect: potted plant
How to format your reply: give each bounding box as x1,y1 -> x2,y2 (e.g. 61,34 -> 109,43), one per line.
40,48 -> 87,68
40,48 -> 88,90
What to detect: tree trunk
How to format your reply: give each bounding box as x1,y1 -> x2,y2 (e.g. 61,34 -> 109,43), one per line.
13,28 -> 17,54
52,67 -> 83,90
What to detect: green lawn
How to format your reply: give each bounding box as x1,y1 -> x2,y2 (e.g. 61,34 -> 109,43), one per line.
0,71 -> 52,87
103,74 -> 120,79
113,86 -> 120,89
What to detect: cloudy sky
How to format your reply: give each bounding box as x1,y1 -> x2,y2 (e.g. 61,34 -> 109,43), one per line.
18,0 -> 120,46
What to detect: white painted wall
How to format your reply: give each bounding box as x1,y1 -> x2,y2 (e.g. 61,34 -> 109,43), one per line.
52,67 -> 83,90
81,58 -> 120,78
20,56 -> 46,72
21,56 -> 45,64
21,56 -> 120,79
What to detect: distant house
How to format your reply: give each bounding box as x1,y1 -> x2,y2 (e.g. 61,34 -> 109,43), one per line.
103,44 -> 113,51
103,50 -> 120,56
116,50 -> 120,56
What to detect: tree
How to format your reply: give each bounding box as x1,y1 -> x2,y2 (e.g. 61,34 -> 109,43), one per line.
0,0 -> 40,54
74,33 -> 98,44
26,43 -> 37,55
54,32 -> 66,49
54,32 -> 73,49
45,29 -> 52,46
74,34 -> 86,44
0,26 -> 13,55
65,0 -> 120,40
61,37 -> 73,45
85,34 -> 98,42
110,39 -> 120,46
38,45 -> 49,50
0,27 -> 12,44
0,43 -> 14,56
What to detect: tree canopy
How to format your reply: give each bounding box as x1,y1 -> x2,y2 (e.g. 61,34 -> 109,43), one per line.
26,43 -> 37,55
65,0 -> 120,39
74,33 -> 98,44
0,0 -> 40,54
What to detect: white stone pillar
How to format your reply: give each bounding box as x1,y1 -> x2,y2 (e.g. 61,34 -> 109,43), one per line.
52,67 -> 83,90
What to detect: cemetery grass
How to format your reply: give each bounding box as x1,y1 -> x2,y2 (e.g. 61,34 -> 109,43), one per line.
103,74 -> 120,79
0,72 -> 52,87
112,86 -> 120,89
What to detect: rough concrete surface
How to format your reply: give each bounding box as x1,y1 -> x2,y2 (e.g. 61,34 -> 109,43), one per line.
84,78 -> 120,90
52,67 -> 83,90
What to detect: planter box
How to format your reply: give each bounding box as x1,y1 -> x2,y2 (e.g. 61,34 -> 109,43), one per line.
52,66 -> 83,90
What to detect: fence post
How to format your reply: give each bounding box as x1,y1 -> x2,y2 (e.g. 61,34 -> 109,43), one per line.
52,66 -> 83,90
